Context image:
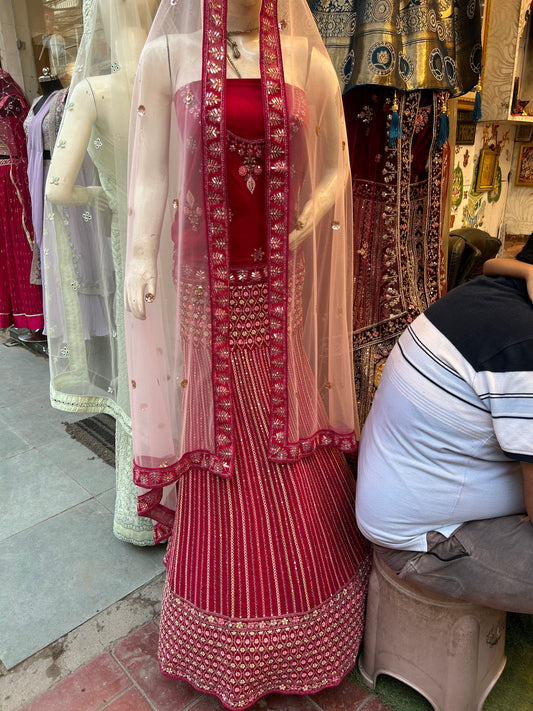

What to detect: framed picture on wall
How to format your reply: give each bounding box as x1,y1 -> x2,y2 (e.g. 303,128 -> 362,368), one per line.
515,124 -> 533,142
515,142 -> 533,186
456,110 -> 476,145
475,148 -> 500,192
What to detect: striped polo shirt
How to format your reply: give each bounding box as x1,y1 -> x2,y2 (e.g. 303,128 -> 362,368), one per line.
356,275 -> 533,551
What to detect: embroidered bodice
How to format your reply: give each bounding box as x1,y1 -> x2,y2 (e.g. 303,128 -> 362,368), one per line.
173,79 -> 307,267
0,96 -> 28,160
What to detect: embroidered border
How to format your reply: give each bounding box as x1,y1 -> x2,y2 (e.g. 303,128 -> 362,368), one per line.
202,0 -> 234,477
158,568 -> 370,709
261,0 -> 292,459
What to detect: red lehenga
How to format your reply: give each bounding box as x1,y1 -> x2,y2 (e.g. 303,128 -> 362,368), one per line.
152,81 -> 370,707
0,72 -> 44,329
126,2 -> 370,707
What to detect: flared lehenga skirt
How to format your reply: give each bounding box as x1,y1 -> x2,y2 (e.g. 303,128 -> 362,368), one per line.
157,273 -> 371,709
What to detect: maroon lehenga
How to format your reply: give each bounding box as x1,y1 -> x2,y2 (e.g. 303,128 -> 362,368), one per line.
0,74 -> 44,330
153,80 -> 370,709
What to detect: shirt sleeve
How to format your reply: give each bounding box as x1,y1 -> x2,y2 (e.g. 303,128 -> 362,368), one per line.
474,340 -> 533,463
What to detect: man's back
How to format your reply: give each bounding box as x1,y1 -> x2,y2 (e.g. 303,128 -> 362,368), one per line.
355,275 -> 533,552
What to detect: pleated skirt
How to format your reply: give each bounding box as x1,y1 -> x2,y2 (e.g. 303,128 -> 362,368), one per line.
158,275 -> 371,709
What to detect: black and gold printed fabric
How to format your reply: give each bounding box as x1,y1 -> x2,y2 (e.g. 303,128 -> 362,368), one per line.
308,0 -> 482,96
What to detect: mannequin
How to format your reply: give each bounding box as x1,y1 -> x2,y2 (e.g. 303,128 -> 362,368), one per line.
126,7 -> 342,315
44,0 -> 159,545
33,68 -> 63,126
124,1 -> 370,707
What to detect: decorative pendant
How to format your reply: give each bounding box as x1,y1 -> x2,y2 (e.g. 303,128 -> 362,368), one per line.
238,156 -> 262,194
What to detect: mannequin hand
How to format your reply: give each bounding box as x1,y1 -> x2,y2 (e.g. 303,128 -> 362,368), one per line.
288,225 -> 310,250
124,258 -> 158,320
85,186 -> 109,210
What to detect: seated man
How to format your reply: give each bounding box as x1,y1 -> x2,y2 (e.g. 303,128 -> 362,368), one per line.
355,235 -> 533,613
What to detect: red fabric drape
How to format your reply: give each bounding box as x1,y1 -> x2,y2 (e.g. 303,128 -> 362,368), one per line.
344,86 -> 449,422
0,72 -> 44,330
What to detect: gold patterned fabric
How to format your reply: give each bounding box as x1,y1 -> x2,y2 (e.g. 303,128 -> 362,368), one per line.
308,0 -> 482,96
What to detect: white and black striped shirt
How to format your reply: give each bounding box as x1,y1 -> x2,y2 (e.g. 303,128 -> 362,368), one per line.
356,276 -> 533,551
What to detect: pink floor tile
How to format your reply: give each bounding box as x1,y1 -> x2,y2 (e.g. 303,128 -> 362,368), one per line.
112,621 -> 200,711
189,692 -> 318,711
309,675 -> 375,710
101,687 -> 154,711
356,696 -> 391,711
18,653 -> 131,711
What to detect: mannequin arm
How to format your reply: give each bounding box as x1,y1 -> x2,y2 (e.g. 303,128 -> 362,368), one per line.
45,79 -> 105,207
124,38 -> 172,320
288,49 -> 348,250
483,257 -> 533,302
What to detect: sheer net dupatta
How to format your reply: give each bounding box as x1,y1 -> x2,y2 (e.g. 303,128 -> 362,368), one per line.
44,0 -> 158,419
125,0 -> 358,540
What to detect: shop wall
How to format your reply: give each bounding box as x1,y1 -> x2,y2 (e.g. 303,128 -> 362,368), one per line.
505,138 -> 533,236
450,122 -> 515,241
11,0 -> 38,98
0,0 -> 39,98
0,2 -> 25,91
450,120 -> 533,247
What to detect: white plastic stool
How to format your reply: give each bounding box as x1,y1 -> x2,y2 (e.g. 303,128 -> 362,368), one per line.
358,550 -> 507,711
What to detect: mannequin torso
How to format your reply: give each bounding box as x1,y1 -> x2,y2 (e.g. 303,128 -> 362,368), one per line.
125,31 -> 338,319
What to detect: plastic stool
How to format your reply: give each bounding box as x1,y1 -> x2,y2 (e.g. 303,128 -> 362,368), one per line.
358,550 -> 507,711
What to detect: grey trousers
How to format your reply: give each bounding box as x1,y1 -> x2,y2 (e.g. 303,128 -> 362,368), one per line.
375,515 -> 533,614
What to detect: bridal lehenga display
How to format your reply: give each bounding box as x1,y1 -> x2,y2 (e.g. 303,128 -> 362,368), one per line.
5,0 -> 486,704
123,0 -> 371,707
38,0 -> 372,706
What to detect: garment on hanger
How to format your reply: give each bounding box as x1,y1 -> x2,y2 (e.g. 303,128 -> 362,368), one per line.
25,90 -> 60,290
308,0 -> 482,95
44,0 -> 159,545
308,3 -> 461,424
0,69 -> 44,330
125,1 -> 371,707
42,87 -> 110,344
344,86 -> 448,423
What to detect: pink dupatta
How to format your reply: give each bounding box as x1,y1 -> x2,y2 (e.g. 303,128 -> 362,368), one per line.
126,0 -> 358,540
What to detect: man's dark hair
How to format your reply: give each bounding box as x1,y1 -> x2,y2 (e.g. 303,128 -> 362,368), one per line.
516,233 -> 533,265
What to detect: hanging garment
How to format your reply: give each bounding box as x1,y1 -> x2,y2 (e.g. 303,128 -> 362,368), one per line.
308,0 -> 482,96
43,0 -> 160,545
345,86 -> 449,422
307,3 -> 464,423
24,91 -> 59,292
0,70 -> 44,330
125,1 -> 371,707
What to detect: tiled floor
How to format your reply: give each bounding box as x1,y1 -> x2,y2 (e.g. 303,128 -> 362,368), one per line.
6,330 -> 530,711
0,333 -> 165,709
17,622 -> 390,711
0,330 -> 393,711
